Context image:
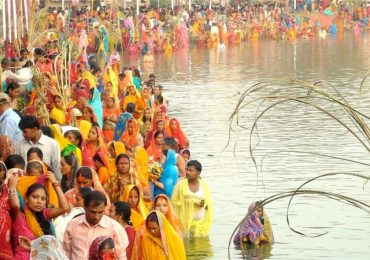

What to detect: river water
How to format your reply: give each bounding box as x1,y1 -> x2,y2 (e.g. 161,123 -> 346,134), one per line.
122,32 -> 370,259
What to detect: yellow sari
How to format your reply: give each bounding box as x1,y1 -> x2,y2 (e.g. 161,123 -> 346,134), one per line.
78,119 -> 92,140
50,107 -> 66,125
171,179 -> 213,238
121,185 -> 148,231
107,141 -> 126,174
134,146 -> 149,187
140,211 -> 186,260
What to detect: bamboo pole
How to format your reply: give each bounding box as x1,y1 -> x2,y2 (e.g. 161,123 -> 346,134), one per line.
24,0 -> 29,33
13,0 -> 17,40
2,0 -> 6,41
7,0 -> 12,43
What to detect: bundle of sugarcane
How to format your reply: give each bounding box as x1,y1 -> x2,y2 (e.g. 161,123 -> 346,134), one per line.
53,41 -> 73,123
30,67 -> 50,126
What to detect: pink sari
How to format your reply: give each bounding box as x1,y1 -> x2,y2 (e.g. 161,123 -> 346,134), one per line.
11,213 -> 35,259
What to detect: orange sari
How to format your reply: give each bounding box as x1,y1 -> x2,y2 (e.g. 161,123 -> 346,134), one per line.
103,99 -> 120,142
121,118 -> 143,150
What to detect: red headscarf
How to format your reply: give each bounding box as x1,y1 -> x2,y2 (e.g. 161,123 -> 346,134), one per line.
165,118 -> 187,149
88,236 -> 113,260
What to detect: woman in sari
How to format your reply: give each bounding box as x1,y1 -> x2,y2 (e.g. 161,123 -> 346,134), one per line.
109,201 -> 136,260
123,86 -> 139,114
165,118 -> 189,150
82,105 -> 99,126
88,236 -> 116,260
145,119 -> 166,149
138,211 -> 186,260
49,95 -> 67,125
60,155 -> 79,193
132,68 -> 142,91
50,126 -> 83,165
153,194 -> 183,238
82,126 -> 107,167
121,118 -> 144,151
139,107 -> 153,142
0,162 -> 12,259
107,141 -> 126,174
121,184 -> 148,230
103,96 -> 121,142
64,167 -> 107,208
135,86 -> 152,120
93,151 -> 110,185
146,131 -> 164,162
152,149 -> 178,199
89,86 -> 104,129
9,172 -> 69,259
233,201 -> 274,247
0,135 -> 15,162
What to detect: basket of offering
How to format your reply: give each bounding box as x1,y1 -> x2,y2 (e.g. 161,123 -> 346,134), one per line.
148,161 -> 163,180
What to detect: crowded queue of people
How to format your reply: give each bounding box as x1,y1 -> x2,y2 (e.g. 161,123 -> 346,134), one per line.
0,56 -> 213,258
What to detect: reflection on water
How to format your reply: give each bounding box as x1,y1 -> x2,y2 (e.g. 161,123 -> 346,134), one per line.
121,32 -> 370,259
238,244 -> 273,260
184,237 -> 214,260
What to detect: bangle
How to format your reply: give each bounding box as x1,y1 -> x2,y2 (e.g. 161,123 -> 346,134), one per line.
52,181 -> 61,188
8,189 -> 17,195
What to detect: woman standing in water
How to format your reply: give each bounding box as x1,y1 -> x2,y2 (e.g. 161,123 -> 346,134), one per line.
233,201 -> 274,247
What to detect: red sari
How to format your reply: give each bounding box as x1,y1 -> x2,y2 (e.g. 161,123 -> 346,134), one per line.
103,101 -> 120,142
82,126 -> 107,167
0,186 -> 12,259
165,118 -> 188,149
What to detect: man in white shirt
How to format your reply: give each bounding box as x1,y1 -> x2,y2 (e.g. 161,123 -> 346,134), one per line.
0,93 -> 23,143
16,115 -> 61,180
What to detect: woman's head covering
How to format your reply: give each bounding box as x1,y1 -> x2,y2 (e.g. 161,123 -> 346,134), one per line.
153,194 -> 183,238
88,236 -> 113,260
166,118 -> 187,149
144,210 -> 186,260
121,184 -> 148,218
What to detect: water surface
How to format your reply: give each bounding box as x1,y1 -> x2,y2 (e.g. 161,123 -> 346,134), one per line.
124,32 -> 370,259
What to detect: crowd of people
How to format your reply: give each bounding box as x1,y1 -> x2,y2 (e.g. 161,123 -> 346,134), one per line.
3,2 -> 370,60
0,36 -> 214,258
5,1 -> 360,259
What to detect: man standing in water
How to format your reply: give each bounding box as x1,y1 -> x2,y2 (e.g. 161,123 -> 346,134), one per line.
172,160 -> 213,238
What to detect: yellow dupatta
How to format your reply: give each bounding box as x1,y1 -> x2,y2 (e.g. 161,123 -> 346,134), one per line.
78,119 -> 92,140
171,179 -> 213,238
134,146 -> 149,186
140,211 -> 186,260
17,175 -> 59,238
121,184 -> 148,230
50,107 -> 66,125
49,125 -> 82,165
107,141 -> 126,174
153,194 -> 183,239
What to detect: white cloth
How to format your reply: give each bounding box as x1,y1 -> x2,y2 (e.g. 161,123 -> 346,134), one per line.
53,207 -> 85,244
16,133 -> 61,180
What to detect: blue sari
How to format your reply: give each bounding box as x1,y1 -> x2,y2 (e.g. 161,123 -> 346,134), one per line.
113,112 -> 133,141
88,88 -> 103,128
153,149 -> 179,198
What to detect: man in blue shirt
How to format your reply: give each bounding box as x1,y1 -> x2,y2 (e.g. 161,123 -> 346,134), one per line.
0,93 -> 22,143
